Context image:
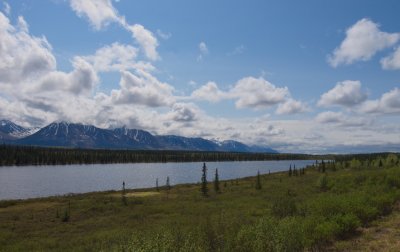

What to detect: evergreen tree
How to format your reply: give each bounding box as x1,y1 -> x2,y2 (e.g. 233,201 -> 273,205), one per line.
201,163 -> 208,196
156,178 -> 159,192
255,170 -> 262,190
214,168 -> 220,193
289,164 -> 292,177
379,159 -> 383,168
122,181 -> 127,205
332,162 -> 336,171
166,176 -> 171,191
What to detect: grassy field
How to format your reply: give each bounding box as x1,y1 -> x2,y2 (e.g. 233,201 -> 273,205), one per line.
0,156 -> 400,251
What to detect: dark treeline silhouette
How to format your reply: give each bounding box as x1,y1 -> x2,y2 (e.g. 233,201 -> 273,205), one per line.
333,152 -> 399,162
0,144 -> 334,166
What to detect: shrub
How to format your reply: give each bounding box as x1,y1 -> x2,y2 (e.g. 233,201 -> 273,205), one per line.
370,193 -> 397,216
235,217 -> 277,252
62,209 -> 70,222
385,170 -> 400,189
236,216 -> 307,252
313,219 -> 340,245
124,228 -> 207,252
316,174 -> 329,191
332,213 -> 360,238
271,196 -> 297,219
274,217 -> 306,252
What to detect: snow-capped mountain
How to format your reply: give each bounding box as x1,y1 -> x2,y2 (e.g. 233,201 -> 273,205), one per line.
112,127 -> 160,149
1,120 -> 278,153
0,120 -> 39,140
212,139 -> 278,153
18,122 -> 122,149
157,135 -> 220,151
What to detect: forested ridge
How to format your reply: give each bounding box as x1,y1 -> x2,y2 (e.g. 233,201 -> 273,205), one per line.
0,144 -> 339,166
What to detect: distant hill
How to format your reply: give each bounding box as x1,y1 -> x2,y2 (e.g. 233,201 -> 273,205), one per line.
0,120 -> 278,153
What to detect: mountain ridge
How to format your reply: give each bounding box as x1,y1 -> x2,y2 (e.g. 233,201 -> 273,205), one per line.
0,120 -> 278,153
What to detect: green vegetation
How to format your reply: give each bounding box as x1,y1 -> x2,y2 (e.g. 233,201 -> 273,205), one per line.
214,168 -> 220,193
0,144 -> 335,166
332,202 -> 400,251
201,163 -> 208,196
0,154 -> 400,251
255,170 -> 262,190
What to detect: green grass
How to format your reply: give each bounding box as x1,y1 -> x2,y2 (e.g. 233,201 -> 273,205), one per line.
1,160 -> 400,251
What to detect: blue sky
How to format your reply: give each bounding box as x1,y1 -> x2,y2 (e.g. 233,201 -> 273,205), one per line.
1,0 -> 400,153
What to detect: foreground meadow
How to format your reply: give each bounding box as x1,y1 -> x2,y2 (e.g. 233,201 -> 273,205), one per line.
0,155 -> 400,251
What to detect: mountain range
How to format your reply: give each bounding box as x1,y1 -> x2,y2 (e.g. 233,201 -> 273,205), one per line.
0,120 -> 277,153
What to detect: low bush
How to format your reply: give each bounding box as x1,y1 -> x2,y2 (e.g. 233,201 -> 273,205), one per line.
271,196 -> 297,219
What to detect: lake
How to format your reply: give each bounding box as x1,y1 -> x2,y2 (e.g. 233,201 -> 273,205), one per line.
0,160 -> 316,200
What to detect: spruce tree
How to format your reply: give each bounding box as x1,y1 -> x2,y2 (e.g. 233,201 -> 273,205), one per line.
164,176 -> 171,199
201,163 -> 208,196
166,176 -> 171,191
156,178 -> 159,192
255,170 -> 262,190
122,181 -> 127,205
214,168 -> 220,193
289,164 -> 292,177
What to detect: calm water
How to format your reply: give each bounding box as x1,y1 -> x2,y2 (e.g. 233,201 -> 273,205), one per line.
0,160 -> 315,200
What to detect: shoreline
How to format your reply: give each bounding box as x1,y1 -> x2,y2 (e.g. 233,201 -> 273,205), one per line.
0,169 -> 290,202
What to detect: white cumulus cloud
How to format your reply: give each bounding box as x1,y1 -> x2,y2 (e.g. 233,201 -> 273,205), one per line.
125,24 -> 159,61
0,13 -> 56,91
318,80 -> 367,107
70,0 -> 119,30
166,103 -> 199,123
69,0 -> 159,61
328,18 -> 400,67
276,99 -> 309,115
190,77 -> 306,113
82,42 -> 140,72
34,57 -> 99,95
231,77 -> 289,109
191,81 -> 226,102
361,88 -> 400,114
381,47 -> 400,70
111,70 -> 175,107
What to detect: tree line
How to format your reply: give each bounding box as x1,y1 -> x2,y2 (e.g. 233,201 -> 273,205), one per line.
0,144 -> 331,166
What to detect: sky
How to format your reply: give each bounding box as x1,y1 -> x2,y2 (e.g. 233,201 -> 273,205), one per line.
0,0 -> 400,153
